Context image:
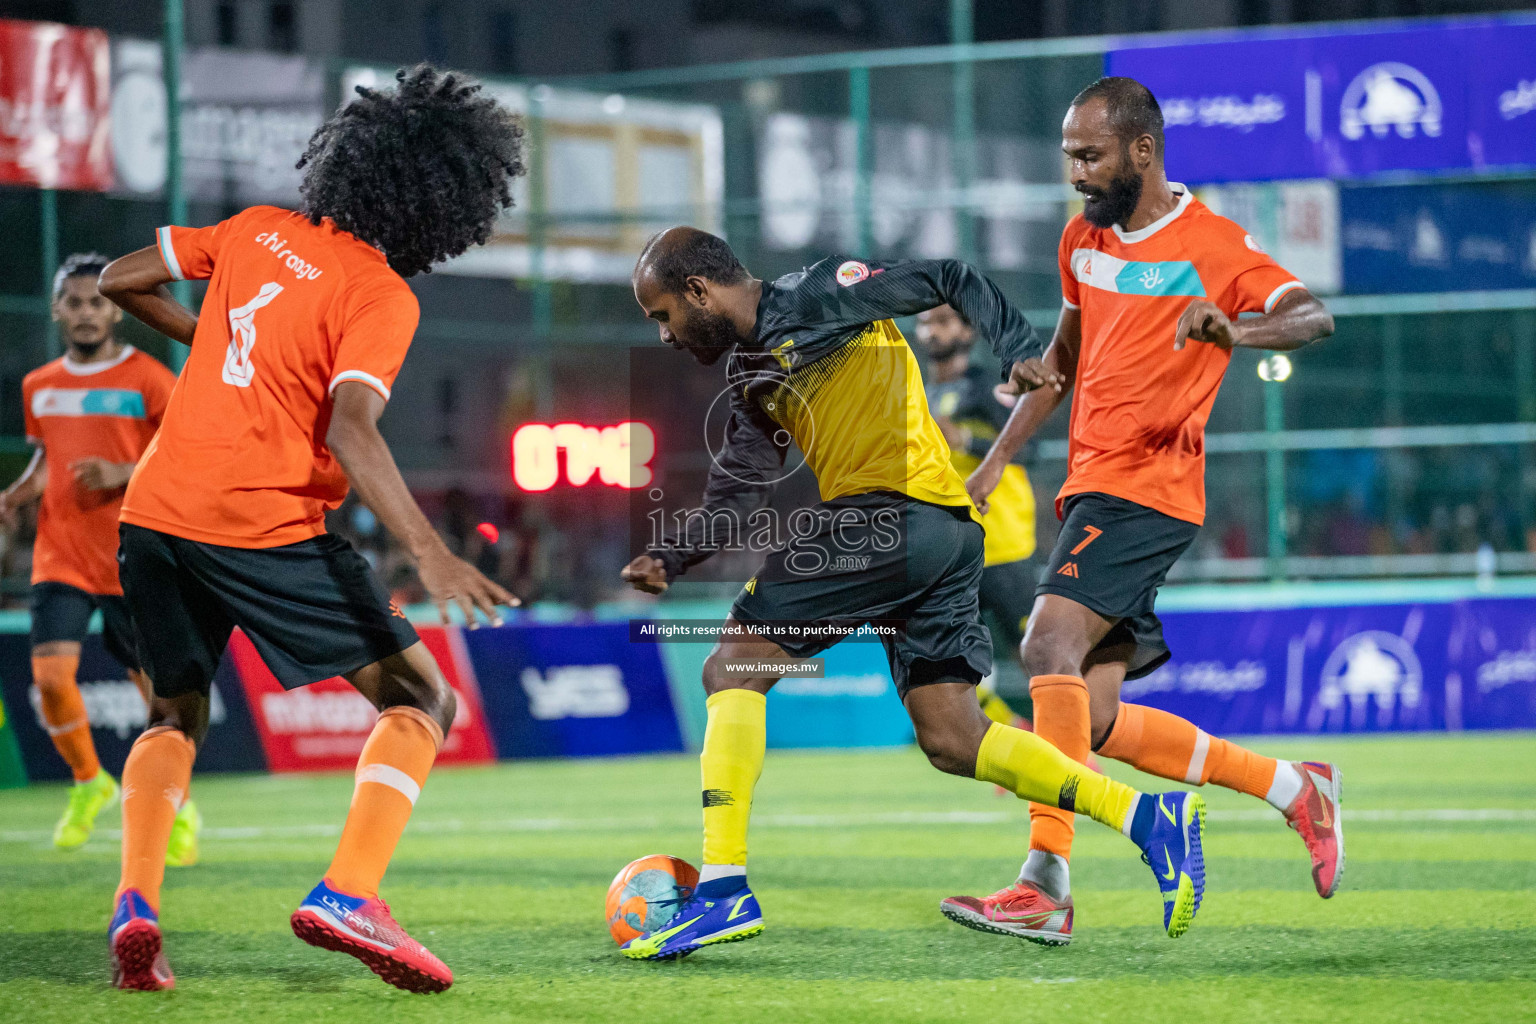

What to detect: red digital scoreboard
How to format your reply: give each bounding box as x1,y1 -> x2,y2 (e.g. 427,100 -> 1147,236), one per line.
511,421 -> 655,492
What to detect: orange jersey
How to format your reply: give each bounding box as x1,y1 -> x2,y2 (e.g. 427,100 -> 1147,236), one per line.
23,347 -> 176,595
121,206 -> 419,548
1057,187 -> 1303,525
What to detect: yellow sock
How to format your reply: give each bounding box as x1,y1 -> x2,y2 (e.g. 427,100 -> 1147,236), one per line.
974,721 -> 1137,834
700,688 -> 766,867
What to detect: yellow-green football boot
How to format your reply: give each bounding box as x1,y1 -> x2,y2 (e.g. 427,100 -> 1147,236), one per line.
54,770 -> 118,850
165,798 -> 202,867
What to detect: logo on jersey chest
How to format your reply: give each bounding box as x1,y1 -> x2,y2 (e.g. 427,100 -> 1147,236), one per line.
31,388 -> 146,420
1070,248 -> 1205,298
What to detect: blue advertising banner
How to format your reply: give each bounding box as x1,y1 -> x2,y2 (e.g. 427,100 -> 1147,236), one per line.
763,630 -> 914,750
465,622 -> 685,759
1127,597 -> 1536,735
0,633 -> 267,781
1107,19 -> 1536,183
1341,180 -> 1536,293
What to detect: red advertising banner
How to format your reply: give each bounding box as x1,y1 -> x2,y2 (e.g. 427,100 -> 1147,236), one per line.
232,626 -> 498,772
0,20 -> 111,190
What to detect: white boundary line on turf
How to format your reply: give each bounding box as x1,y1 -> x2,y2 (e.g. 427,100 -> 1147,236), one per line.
2,807 -> 1533,845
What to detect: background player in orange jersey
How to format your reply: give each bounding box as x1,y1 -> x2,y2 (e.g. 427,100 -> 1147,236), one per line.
96,64 -> 524,993
0,254 -> 200,860
943,78 -> 1340,946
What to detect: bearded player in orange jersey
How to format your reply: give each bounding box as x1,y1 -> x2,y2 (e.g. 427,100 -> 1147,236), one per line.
0,254 -> 202,861
943,77 -> 1340,946
97,64 -> 524,993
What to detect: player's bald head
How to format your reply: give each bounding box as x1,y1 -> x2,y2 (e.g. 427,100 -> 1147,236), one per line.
1070,76 -> 1164,158
634,227 -> 748,296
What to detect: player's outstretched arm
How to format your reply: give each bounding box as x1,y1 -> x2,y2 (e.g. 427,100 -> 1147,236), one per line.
327,381 -> 519,627
1174,288 -> 1334,353
0,447 -> 46,527
967,307 -> 1082,512
99,247 -> 198,347
823,257 -> 1061,391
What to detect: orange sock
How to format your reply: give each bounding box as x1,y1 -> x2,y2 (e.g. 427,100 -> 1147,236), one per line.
325,707 -> 442,899
127,669 -> 187,804
1098,702 -> 1277,798
33,654 -> 100,783
116,726 -> 197,911
1026,674 -> 1091,858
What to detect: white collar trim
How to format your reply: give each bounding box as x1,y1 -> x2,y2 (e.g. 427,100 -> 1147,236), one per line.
62,345 -> 135,376
1111,184 -> 1191,244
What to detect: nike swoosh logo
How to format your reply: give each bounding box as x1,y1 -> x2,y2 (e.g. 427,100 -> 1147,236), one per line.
994,909 -> 1057,926
726,896 -> 753,922
650,914 -> 704,942
1308,771 -> 1335,829
1159,794 -> 1178,827
1161,848 -> 1177,881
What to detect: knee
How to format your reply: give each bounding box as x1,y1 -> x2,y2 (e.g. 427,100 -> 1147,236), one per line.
1020,626 -> 1087,679
914,720 -> 983,777
409,676 -> 456,736
702,651 -> 730,696
380,667 -> 457,736
148,693 -> 210,746
702,650 -> 774,698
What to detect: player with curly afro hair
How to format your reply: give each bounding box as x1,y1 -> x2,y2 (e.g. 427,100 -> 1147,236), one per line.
297,63 -> 526,277
97,67 -> 527,995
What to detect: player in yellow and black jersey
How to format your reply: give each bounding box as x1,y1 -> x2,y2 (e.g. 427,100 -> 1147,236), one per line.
615,227 -> 1214,961
917,304 -> 1039,725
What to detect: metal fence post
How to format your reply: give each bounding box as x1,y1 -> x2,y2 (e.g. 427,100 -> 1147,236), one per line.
41,188 -> 58,359
529,88 -> 554,420
1264,376 -> 1287,581
164,0 -> 191,370
848,65 -> 872,257
950,0 -> 976,263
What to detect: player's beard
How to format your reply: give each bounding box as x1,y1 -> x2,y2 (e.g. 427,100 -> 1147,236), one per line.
923,339 -> 968,363
1079,168 -> 1144,229
66,331 -> 109,358
680,306 -> 742,367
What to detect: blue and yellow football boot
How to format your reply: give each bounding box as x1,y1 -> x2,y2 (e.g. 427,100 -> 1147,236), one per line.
1138,791 -> 1207,938
620,878 -> 763,960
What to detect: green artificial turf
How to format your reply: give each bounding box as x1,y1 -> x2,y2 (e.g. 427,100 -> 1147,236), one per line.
2,733 -> 1533,1022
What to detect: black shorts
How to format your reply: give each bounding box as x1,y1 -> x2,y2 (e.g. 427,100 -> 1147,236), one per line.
1036,492 -> 1198,680
30,581 -> 142,671
730,492 -> 991,699
119,523 -> 419,699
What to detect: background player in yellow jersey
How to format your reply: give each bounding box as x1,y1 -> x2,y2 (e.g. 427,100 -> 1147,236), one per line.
0,254 -> 199,862
918,304 -> 1038,726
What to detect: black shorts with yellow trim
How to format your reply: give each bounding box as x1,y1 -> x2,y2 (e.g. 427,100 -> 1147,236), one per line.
119,523 -> 419,699
1036,491 -> 1198,680
729,491 -> 992,700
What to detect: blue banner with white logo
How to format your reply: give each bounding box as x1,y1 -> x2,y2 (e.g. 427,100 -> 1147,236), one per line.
464,622 -> 685,759
1130,597 -> 1536,735
1107,19 -> 1536,183
1341,180 -> 1536,293
763,629 -> 914,750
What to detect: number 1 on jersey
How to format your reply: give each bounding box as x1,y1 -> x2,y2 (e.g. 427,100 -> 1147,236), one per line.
223,282 -> 284,388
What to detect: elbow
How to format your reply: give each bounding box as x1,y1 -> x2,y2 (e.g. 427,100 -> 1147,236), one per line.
1314,308 -> 1336,342
97,260 -> 130,303
326,416 -> 362,463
